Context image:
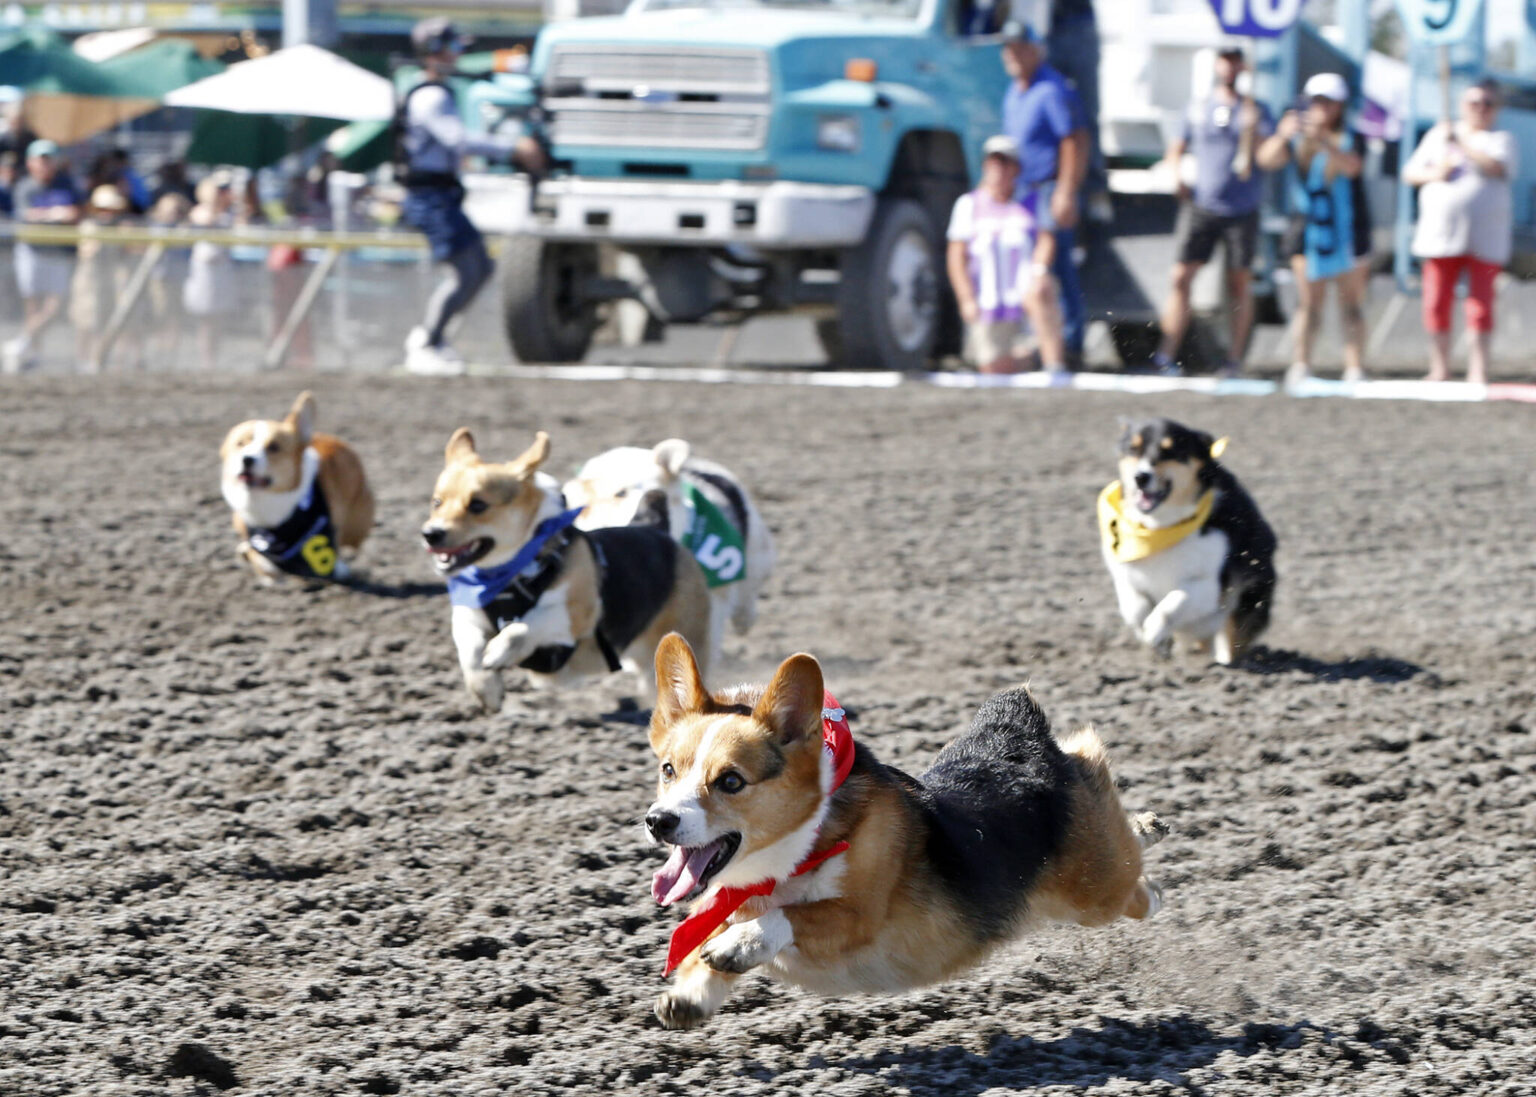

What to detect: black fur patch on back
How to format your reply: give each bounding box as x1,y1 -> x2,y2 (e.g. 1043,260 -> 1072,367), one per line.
585,525 -> 679,654
909,688 -> 1073,942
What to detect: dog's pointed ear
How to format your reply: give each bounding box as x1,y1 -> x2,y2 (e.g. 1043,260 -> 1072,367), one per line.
445,427 -> 479,466
652,438 -> 690,482
753,653 -> 825,746
286,391 -> 316,444
506,431 -> 551,479
652,634 -> 708,745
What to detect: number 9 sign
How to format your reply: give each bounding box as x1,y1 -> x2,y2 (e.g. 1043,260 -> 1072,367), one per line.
1395,0 -> 1485,44
1207,0 -> 1306,38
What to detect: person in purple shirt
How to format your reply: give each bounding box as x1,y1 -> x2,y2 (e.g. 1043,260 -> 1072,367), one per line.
1000,21 -> 1088,363
1153,45 -> 1274,377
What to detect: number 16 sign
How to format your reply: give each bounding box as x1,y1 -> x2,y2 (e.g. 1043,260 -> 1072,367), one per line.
1206,0 -> 1307,38
1395,0 -> 1486,44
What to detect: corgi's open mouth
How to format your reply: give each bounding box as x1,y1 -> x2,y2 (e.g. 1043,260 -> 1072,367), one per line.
1133,483 -> 1169,513
427,537 -> 492,573
652,832 -> 741,906
237,471 -> 273,489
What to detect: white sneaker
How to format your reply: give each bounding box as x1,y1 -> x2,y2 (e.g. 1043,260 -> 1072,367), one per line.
1284,362 -> 1311,387
2,335 -> 32,375
404,326 -> 430,353
405,342 -> 467,376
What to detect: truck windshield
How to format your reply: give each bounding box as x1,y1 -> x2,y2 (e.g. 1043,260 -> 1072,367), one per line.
633,0 -> 925,18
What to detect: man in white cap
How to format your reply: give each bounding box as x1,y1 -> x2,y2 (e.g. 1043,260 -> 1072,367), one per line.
946,134 -> 1064,375
396,18 -> 546,375
4,139 -> 81,373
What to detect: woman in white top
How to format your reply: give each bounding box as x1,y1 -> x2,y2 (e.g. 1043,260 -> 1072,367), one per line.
1403,80 -> 1517,385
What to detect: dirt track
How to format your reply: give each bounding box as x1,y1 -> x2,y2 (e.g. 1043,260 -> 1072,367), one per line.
2,372 -> 1534,1096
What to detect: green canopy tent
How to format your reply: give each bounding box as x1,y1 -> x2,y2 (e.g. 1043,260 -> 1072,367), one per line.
185,110 -> 344,171
0,27 -> 225,143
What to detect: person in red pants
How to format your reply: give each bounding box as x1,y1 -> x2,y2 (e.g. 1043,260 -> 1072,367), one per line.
1403,80 -> 1517,386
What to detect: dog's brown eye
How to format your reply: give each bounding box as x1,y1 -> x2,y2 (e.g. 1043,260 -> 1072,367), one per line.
266,441 -> 280,454
716,771 -> 745,794
431,497 -> 442,510
614,487 -> 629,498
467,498 -> 488,515
661,762 -> 675,782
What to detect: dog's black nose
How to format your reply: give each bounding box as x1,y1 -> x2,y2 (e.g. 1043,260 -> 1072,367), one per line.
646,810 -> 680,841
241,454 -> 256,469
421,526 -> 446,547
1134,470 -> 1155,490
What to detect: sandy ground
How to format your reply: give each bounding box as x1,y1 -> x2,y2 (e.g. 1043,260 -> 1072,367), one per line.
1,372 -> 1534,1096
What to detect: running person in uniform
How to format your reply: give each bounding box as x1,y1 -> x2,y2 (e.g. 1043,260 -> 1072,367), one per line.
399,18 -> 546,375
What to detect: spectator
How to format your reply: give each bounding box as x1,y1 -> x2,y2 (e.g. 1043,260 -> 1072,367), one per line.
70,184 -> 140,372
1045,0 -> 1109,222
0,103 -> 36,162
1000,20 -> 1088,366
107,148 -> 151,214
0,150 -> 16,217
1258,72 -> 1372,385
3,140 -> 82,373
1402,80 -> 1516,386
152,160 -> 196,206
946,135 -> 1064,375
397,17 -> 547,375
1152,45 -> 1274,377
183,173 -> 236,371
147,192 -> 192,369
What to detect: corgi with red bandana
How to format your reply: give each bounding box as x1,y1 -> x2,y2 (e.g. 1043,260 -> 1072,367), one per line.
644,634 -> 1168,1030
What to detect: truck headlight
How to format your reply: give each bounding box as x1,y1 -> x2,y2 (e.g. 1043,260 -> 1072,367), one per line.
816,114 -> 860,153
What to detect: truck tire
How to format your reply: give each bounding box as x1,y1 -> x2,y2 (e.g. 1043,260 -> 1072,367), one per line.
501,236 -> 598,363
831,198 -> 941,371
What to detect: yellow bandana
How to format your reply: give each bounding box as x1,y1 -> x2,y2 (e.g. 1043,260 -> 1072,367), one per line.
1098,481 -> 1215,563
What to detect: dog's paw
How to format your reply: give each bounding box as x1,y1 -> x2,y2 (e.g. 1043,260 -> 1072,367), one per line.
1141,619 -> 1173,656
654,990 -> 709,1031
465,670 -> 504,713
482,625 -> 530,670
700,913 -> 788,974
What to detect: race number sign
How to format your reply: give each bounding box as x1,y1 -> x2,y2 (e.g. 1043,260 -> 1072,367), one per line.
1394,0 -> 1485,45
680,482 -> 745,588
1206,0 -> 1307,37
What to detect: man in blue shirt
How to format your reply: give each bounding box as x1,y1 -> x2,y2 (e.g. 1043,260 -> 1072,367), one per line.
1001,21 -> 1088,363
1152,45 -> 1274,377
3,140 -> 81,373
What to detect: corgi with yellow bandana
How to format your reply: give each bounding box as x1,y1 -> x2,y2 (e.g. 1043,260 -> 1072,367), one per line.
1100,417 -> 1277,664
644,633 -> 1167,1030
219,391 -> 374,583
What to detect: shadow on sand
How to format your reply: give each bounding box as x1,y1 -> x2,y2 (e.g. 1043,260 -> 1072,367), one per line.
342,578 -> 445,600
839,1015 -> 1323,1095
1241,646 -> 1426,684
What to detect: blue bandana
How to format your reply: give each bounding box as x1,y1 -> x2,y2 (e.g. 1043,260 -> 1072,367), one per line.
445,506 -> 585,609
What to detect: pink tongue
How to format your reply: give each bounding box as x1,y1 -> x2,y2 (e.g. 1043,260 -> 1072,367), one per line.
652,841 -> 719,906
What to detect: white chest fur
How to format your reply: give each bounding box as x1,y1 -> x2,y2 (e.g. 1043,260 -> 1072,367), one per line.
223,446 -> 320,530
1106,527 -> 1230,601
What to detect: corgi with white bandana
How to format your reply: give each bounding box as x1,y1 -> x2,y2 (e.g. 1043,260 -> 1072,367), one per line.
219,391 -> 374,583
643,633 -> 1168,1030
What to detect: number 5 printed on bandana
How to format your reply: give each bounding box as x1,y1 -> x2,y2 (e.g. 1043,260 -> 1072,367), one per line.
681,482 -> 746,588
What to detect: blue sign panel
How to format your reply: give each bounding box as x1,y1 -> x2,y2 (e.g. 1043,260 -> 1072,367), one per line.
1395,0 -> 1486,44
1206,0 -> 1307,38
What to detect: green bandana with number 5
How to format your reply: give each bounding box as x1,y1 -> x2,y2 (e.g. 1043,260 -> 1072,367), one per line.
681,481 -> 746,587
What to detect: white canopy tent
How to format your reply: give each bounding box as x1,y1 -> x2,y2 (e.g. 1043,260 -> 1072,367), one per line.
164,43 -> 394,122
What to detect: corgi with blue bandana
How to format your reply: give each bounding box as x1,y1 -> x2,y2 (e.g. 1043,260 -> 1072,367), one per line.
220,391 -> 374,583
563,439 -> 776,669
1100,417 -> 1278,664
644,633 -> 1168,1030
422,429 -> 713,712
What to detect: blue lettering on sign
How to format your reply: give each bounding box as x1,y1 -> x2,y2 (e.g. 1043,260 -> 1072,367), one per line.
1207,0 -> 1306,38
1394,0 -> 1485,44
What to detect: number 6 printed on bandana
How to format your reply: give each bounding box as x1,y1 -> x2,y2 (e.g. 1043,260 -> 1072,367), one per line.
300,534 -> 337,576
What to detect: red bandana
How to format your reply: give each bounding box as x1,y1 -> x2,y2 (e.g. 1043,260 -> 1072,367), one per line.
662,690 -> 855,976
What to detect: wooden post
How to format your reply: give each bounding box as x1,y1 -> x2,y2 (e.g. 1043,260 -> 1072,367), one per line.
264,246 -> 339,370
95,242 -> 165,371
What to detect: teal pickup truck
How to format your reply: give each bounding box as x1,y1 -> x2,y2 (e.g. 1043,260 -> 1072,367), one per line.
461,0 -> 1012,368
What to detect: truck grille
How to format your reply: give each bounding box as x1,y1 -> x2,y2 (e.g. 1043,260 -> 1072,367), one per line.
544,45 -> 771,151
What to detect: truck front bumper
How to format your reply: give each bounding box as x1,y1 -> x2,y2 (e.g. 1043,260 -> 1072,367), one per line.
461,174 -> 874,250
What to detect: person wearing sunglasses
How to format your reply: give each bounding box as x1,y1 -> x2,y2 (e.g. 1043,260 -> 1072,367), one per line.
1402,79 -> 1516,386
